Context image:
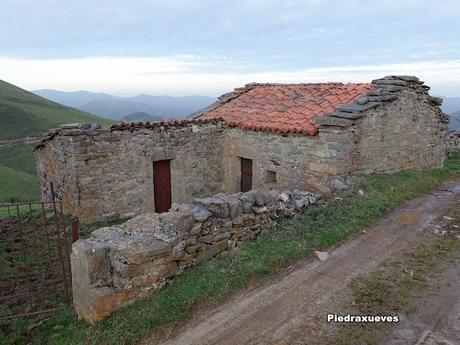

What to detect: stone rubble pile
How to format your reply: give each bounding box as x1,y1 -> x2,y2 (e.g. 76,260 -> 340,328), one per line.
71,188 -> 320,323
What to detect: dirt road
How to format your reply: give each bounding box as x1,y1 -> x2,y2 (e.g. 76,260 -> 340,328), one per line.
384,259 -> 460,345
149,181 -> 460,345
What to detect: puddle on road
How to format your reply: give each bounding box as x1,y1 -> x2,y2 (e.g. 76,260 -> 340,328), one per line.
396,212 -> 421,226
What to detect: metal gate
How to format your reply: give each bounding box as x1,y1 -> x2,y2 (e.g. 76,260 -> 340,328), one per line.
0,200 -> 73,320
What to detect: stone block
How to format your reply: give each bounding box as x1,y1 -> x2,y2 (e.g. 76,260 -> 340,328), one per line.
185,244 -> 202,254
158,211 -> 194,233
116,239 -> 171,265
328,179 -> 349,191
252,206 -> 268,214
75,286 -> 141,324
198,240 -> 228,261
226,196 -> 242,219
177,203 -> 212,222
71,240 -> 112,289
315,116 -> 353,128
193,197 -> 229,218
278,192 -> 290,202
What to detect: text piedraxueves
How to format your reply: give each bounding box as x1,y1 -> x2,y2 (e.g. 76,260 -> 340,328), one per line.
327,314 -> 399,323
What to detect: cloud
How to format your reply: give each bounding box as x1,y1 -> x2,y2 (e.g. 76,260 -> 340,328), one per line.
1,56 -> 459,96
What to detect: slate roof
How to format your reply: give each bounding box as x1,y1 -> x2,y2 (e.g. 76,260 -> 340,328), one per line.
194,83 -> 373,135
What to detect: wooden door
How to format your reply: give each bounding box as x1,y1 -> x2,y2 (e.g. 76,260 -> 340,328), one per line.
153,160 -> 172,213
240,157 -> 253,192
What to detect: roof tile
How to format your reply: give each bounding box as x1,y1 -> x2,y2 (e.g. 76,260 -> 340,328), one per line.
196,83 -> 372,135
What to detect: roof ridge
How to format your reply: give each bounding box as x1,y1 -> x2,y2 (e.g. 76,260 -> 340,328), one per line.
242,82 -> 369,86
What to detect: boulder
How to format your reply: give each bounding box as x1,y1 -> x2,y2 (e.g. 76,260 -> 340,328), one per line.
328,179 -> 349,191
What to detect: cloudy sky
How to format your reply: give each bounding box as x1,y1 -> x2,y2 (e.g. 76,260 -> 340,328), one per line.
1,0 -> 460,96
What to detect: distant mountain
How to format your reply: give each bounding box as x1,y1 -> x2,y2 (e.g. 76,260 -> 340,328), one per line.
439,97 -> 460,131
121,112 -> 163,122
1,80 -> 113,141
33,89 -> 216,120
33,89 -> 117,109
450,110 -> 460,131
441,97 -> 460,114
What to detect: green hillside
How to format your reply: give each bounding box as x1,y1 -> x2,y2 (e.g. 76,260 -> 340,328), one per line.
0,80 -> 113,202
0,79 -> 113,141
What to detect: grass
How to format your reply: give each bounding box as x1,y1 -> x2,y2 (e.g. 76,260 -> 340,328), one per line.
0,79 -> 114,202
0,203 -> 43,220
0,79 -> 113,141
0,143 -> 39,202
334,204 -> 460,345
2,153 -> 460,345
0,165 -> 39,203
0,144 -> 37,175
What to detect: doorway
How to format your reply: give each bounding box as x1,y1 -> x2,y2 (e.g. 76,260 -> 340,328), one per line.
240,157 -> 253,192
153,160 -> 172,213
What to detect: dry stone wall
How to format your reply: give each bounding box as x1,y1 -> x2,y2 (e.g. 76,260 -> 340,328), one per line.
71,188 -> 320,323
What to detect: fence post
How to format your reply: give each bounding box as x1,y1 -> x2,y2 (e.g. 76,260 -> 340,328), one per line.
71,216 -> 79,242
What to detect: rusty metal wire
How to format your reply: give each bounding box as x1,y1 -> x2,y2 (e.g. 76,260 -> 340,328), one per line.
0,200 -> 75,320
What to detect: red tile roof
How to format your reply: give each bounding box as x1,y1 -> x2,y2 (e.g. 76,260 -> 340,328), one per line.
196,83 -> 372,135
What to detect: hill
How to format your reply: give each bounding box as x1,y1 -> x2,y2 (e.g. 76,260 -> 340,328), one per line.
33,89 -> 216,120
121,112 -> 163,122
0,80 -> 113,202
0,80 -> 113,141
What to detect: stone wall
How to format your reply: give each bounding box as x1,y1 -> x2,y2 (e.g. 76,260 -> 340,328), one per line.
71,188 -> 320,323
352,89 -> 447,173
312,76 -> 449,175
35,125 -> 81,213
447,131 -> 460,155
35,120 -> 226,222
222,128 -> 323,192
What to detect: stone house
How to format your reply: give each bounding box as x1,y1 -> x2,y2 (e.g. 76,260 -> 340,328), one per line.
34,75 -> 449,223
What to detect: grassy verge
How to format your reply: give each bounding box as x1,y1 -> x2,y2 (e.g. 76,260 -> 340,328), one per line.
2,153 -> 460,345
334,202 -> 460,345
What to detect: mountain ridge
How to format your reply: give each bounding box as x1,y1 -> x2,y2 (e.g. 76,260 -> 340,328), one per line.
0,79 -> 114,201
0,80 -> 113,141
33,89 -> 216,120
